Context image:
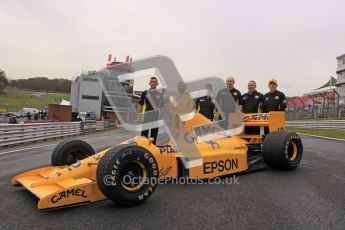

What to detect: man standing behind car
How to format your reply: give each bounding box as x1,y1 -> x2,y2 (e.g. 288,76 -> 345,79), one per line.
216,77 -> 242,107
242,80 -> 263,134
138,76 -> 163,145
242,80 -> 263,113
216,77 -> 242,128
195,84 -> 216,121
262,79 -> 287,112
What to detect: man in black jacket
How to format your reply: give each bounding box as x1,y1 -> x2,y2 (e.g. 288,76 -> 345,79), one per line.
262,79 -> 286,134
242,80 -> 263,113
242,80 -> 263,134
216,77 -> 242,129
138,76 -> 163,144
262,79 -> 287,112
216,77 -> 242,107
195,84 -> 216,121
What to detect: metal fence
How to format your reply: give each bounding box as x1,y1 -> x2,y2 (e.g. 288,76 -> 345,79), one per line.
286,106 -> 345,120
286,120 -> 345,130
286,89 -> 345,120
1,119 -> 343,147
0,121 -> 116,147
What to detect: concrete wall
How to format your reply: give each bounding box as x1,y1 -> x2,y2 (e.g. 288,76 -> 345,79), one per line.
77,76 -> 103,118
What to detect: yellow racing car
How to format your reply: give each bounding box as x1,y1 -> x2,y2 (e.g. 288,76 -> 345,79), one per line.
12,112 -> 303,210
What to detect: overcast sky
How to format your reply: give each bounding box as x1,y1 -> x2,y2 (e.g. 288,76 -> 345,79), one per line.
1,0 -> 344,96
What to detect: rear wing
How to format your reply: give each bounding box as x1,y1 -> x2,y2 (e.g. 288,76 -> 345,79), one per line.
243,111 -> 286,132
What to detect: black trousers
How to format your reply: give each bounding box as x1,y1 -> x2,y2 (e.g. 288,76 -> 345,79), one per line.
141,128 -> 159,145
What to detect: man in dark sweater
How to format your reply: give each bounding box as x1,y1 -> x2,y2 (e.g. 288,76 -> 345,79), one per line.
138,76 -> 163,145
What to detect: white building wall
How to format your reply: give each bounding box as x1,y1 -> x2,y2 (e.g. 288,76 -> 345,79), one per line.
70,68 -> 134,119
77,76 -> 103,118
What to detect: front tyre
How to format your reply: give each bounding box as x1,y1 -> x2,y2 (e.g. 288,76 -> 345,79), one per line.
262,132 -> 303,170
96,145 -> 159,206
51,139 -> 95,166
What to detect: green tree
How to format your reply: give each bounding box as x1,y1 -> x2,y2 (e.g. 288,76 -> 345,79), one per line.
0,69 -> 8,94
6,77 -> 71,93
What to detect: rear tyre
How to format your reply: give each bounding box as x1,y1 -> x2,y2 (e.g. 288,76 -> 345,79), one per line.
51,139 -> 95,166
96,145 -> 159,206
262,132 -> 303,170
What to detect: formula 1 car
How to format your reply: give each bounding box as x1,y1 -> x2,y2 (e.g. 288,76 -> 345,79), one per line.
12,112 -> 303,210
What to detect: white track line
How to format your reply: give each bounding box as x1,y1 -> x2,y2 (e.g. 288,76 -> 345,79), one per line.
298,133 -> 345,142
0,133 -> 131,156
0,143 -> 57,155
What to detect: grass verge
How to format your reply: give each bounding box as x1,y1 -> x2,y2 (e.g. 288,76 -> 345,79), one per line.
286,127 -> 345,140
0,88 -> 70,111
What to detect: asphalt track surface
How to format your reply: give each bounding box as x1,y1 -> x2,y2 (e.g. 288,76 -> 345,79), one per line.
0,131 -> 345,230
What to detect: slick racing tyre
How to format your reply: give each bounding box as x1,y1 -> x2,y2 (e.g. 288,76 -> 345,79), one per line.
96,145 -> 159,206
262,132 -> 303,170
51,139 -> 95,166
